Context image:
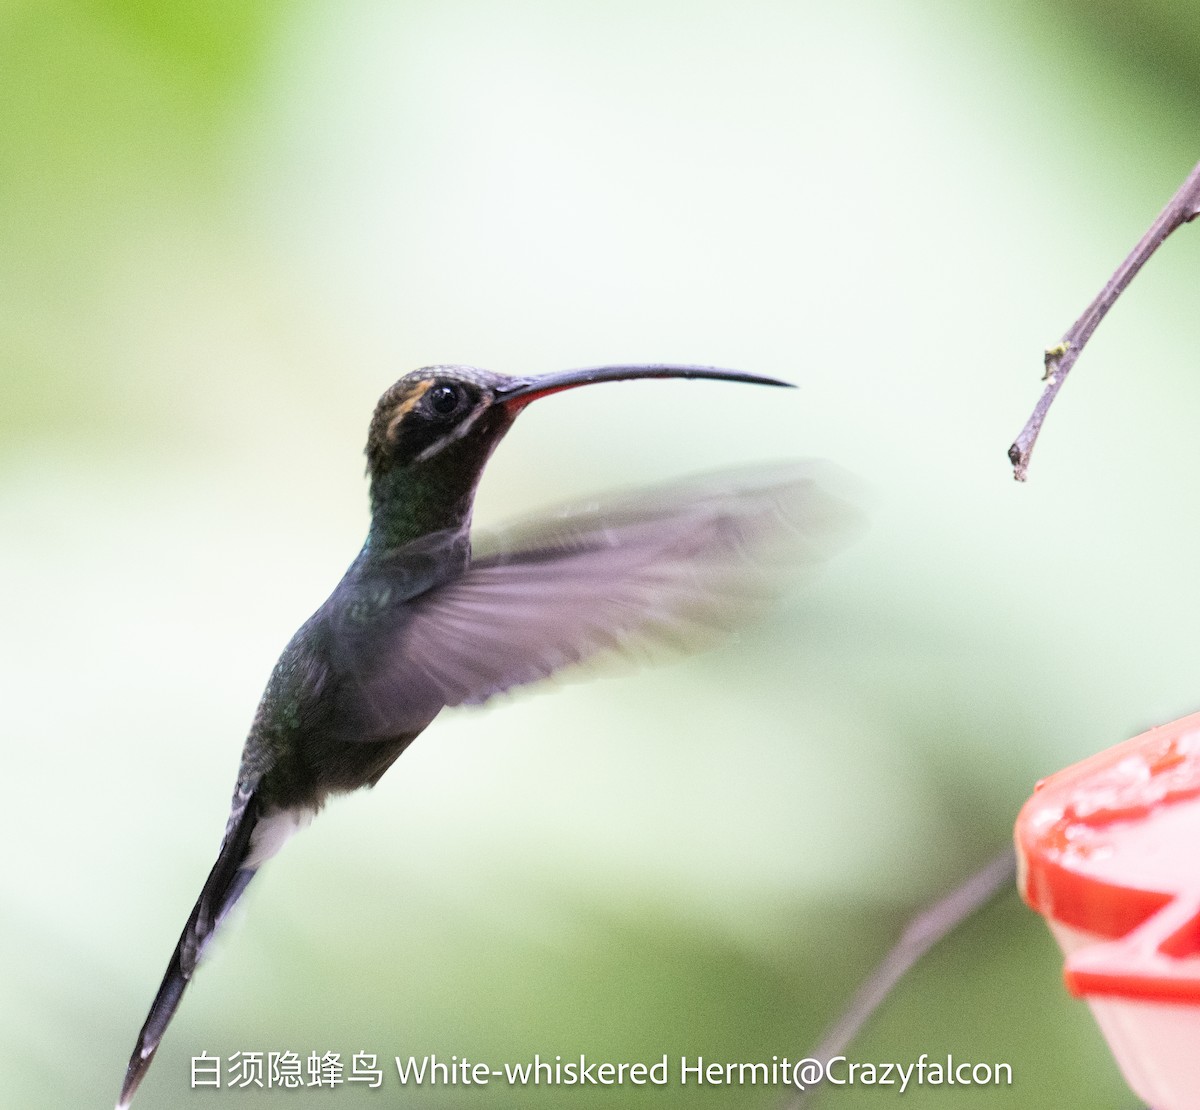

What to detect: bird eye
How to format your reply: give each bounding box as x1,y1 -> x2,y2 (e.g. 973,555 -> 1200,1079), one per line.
428,382 -> 463,416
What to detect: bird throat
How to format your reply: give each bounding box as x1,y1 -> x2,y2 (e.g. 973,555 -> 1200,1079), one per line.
366,439 -> 498,554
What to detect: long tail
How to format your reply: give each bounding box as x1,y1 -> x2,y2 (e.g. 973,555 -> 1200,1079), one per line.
116,794 -> 260,1109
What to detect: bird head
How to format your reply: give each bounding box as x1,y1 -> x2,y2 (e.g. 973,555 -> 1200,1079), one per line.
364,363 -> 793,549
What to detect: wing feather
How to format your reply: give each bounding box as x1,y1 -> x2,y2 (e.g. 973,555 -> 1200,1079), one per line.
334,461 -> 860,737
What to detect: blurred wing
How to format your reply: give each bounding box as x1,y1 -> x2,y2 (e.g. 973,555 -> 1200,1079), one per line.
341,461 -> 861,737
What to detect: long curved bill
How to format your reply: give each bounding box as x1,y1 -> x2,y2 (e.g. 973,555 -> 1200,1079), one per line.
495,363 -> 795,410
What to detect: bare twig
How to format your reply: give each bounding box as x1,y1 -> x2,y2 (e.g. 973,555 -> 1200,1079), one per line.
1009,159 -> 1200,481
783,848 -> 1016,1110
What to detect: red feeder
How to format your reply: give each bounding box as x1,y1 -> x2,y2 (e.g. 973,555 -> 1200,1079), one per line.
1016,712 -> 1200,1110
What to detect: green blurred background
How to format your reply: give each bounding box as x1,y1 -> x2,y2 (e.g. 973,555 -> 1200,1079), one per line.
4,0 -> 1200,1106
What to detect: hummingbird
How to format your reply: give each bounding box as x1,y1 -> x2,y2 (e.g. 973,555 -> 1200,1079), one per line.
115,362 -> 852,1108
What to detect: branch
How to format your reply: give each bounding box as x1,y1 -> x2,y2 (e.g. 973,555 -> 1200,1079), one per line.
782,849 -> 1015,1110
1008,159 -> 1200,481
